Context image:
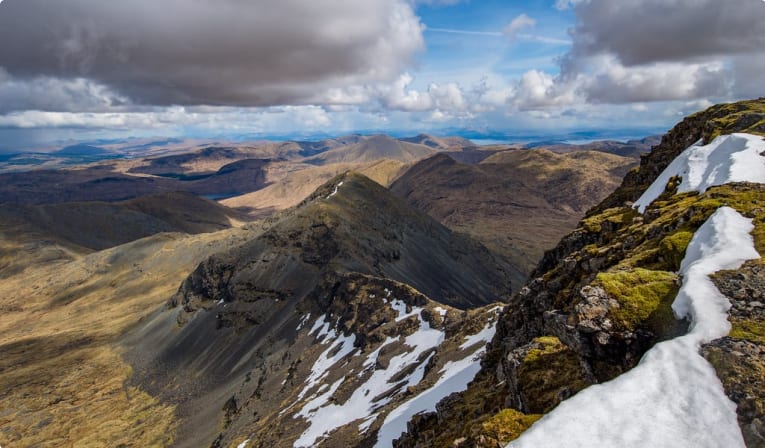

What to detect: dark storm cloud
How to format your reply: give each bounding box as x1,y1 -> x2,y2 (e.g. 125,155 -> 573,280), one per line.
569,0 -> 765,65
0,0 -> 424,109
542,0 -> 765,105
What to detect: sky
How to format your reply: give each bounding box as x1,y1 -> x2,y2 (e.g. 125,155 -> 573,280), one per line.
0,0 -> 763,150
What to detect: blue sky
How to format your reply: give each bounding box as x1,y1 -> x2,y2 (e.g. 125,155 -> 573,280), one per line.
0,0 -> 763,150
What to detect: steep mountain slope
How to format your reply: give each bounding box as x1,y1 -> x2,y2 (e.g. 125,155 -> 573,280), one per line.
395,99 -> 765,447
390,149 -> 636,275
305,135 -> 436,165
124,172 -> 519,447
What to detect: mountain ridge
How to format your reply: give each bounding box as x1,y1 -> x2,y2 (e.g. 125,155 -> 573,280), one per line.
123,171 -> 518,447
394,98 -> 765,447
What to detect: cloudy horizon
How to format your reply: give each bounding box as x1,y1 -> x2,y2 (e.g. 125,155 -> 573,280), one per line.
0,0 -> 763,151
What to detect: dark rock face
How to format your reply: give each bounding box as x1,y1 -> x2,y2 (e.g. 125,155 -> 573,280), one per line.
395,99 -> 765,447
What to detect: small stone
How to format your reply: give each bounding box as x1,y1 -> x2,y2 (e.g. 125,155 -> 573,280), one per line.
594,332 -> 610,345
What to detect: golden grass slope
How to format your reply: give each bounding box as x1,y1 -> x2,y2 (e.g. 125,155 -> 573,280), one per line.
0,227 -> 256,447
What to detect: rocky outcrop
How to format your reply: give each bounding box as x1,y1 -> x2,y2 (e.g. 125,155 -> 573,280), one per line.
593,98 -> 765,213
396,99 -> 765,447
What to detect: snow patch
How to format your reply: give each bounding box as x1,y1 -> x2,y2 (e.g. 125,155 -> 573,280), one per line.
459,321 -> 497,351
236,439 -> 250,448
391,299 -> 419,322
434,306 -> 448,317
327,181 -> 344,199
298,331 -> 357,400
297,313 -> 311,331
294,313 -> 445,447
634,133 -> 765,213
375,343 -> 489,447
362,337 -> 397,369
308,314 -> 328,336
459,307 -> 501,351
508,207 -> 759,448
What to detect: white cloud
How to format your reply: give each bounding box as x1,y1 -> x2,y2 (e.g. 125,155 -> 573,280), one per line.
376,73 -> 468,114
507,70 -> 582,110
580,55 -> 731,103
503,0 -> 764,109
503,14 -> 536,36
554,0 -> 586,10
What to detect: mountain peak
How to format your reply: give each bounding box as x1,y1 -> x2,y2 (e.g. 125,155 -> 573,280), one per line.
124,170 -> 515,446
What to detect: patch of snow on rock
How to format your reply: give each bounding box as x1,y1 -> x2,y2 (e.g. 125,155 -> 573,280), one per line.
459,321 -> 498,351
327,181 -> 344,199
308,314 -> 328,336
391,299 -> 419,322
375,339 -> 490,447
296,313 -> 311,331
299,331 -> 356,400
634,133 -> 765,213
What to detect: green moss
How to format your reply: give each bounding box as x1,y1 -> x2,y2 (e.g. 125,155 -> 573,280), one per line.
479,409 -> 542,444
729,318 -> 765,345
705,100 -> 765,140
518,336 -> 590,414
595,268 -> 679,332
658,231 -> 694,271
581,207 -> 636,233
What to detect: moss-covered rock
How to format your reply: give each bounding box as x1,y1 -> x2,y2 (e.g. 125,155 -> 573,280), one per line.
594,268 -> 679,332
517,336 -> 591,414
658,230 -> 694,271
477,409 -> 542,445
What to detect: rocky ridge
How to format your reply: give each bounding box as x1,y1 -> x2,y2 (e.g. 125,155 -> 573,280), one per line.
395,99 -> 765,447
124,172 -> 517,447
